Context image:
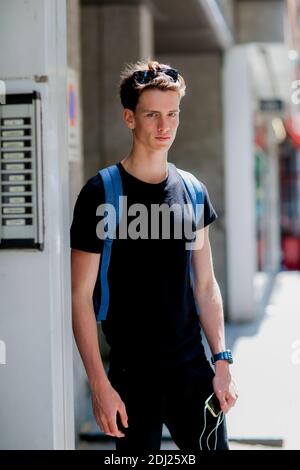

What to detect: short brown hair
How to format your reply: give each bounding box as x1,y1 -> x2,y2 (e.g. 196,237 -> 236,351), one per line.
119,59 -> 186,111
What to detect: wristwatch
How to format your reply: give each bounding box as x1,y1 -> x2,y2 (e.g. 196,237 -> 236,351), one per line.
211,349 -> 233,365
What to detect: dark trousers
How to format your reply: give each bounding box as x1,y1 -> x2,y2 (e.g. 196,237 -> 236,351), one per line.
107,357 -> 229,452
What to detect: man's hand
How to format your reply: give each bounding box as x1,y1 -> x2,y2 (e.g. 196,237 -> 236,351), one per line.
91,380 -> 128,438
212,362 -> 238,414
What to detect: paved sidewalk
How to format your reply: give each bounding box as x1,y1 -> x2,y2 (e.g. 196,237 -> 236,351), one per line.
225,271 -> 300,450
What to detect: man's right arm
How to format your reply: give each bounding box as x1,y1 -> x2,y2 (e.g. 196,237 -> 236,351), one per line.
71,248 -> 128,437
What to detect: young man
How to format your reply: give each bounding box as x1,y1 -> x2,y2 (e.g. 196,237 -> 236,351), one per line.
71,60 -> 237,451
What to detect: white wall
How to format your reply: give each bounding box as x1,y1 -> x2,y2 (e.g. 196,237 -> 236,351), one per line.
0,0 -> 74,449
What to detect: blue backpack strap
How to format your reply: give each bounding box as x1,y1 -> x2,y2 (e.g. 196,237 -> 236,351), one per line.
177,168 -> 204,226
96,164 -> 123,322
177,168 -> 204,292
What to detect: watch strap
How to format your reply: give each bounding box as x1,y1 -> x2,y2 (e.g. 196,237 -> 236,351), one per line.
211,349 -> 233,365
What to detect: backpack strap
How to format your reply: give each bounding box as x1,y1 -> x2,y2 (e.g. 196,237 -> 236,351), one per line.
96,164 -> 123,321
177,168 -> 204,291
177,168 -> 204,226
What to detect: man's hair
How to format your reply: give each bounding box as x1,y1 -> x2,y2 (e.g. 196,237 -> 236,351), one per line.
119,59 -> 186,112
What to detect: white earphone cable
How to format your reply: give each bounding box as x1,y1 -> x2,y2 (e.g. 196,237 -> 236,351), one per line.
199,405 -> 225,450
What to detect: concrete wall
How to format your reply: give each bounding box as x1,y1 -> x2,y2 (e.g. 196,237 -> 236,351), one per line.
81,5 -> 105,179
158,53 -> 227,311
236,0 -> 284,43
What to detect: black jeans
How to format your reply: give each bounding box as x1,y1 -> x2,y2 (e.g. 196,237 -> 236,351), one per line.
107,357 -> 229,452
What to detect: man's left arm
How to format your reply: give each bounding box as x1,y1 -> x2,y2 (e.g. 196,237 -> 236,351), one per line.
191,226 -> 238,413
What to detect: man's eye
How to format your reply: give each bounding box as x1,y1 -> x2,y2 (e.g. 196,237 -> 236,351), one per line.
146,113 -> 156,117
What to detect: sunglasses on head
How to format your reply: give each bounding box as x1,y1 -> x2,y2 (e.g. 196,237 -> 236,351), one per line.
133,68 -> 179,84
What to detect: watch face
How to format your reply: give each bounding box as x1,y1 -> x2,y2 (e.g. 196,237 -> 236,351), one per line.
226,351 -> 232,362
225,350 -> 233,363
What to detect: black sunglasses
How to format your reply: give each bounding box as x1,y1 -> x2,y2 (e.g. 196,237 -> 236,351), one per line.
133,68 -> 179,84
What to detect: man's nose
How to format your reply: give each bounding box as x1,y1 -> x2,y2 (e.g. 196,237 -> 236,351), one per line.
157,119 -> 170,133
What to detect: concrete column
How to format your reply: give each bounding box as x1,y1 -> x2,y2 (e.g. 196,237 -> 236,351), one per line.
158,54 -> 227,313
81,3 -> 154,179
223,46 -> 257,322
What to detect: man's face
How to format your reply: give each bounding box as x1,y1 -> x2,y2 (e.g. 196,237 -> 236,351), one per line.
128,88 -> 180,151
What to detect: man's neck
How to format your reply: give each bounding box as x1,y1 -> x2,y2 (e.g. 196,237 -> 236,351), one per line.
121,151 -> 169,184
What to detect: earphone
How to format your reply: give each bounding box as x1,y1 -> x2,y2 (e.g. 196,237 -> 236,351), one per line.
199,404 -> 225,450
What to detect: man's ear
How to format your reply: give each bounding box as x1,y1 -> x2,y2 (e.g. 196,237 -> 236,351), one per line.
123,108 -> 135,130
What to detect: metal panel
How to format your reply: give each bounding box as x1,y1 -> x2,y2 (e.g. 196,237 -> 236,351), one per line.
0,93 -> 44,249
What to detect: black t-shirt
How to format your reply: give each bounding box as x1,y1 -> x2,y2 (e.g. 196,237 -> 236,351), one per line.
70,161 -> 218,372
